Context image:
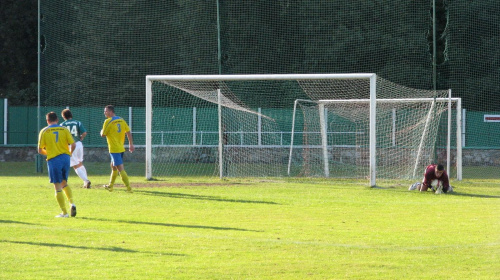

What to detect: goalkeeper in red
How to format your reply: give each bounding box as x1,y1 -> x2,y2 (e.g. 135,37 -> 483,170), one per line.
100,105 -> 135,193
409,164 -> 454,193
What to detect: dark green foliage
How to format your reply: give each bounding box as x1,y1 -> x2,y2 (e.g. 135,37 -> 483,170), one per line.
0,0 -> 38,105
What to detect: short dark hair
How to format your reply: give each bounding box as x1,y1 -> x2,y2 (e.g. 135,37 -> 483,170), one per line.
46,112 -> 58,122
105,105 -> 115,113
436,164 -> 444,171
61,109 -> 72,120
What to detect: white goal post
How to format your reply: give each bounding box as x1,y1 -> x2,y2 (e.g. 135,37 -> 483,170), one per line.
288,97 -> 462,186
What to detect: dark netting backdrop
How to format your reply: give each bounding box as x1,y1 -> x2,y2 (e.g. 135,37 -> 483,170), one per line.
39,0 -> 499,178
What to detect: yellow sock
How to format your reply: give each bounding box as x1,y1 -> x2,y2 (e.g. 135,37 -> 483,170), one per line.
119,170 -> 130,189
109,170 -> 118,187
62,185 -> 74,205
55,191 -> 68,214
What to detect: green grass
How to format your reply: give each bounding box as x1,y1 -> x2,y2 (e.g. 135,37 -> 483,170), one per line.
0,162 -> 499,279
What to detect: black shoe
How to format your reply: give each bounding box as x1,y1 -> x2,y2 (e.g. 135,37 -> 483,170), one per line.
84,181 -> 91,189
70,205 -> 77,217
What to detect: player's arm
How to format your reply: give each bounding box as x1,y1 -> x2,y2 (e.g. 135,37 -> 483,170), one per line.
38,146 -> 47,156
126,131 -> 135,152
441,173 -> 450,188
65,128 -> 76,154
37,131 -> 47,155
80,131 -> 87,141
100,123 -> 107,137
100,119 -> 111,138
70,142 -> 76,154
421,166 -> 432,187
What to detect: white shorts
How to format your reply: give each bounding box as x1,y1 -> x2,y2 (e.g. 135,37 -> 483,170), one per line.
70,141 -> 84,167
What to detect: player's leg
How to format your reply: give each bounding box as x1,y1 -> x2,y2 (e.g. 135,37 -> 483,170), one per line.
409,182 -> 421,190
110,153 -> 132,192
61,182 -> 77,217
61,155 -> 76,216
54,183 -> 69,218
71,142 -> 90,188
105,154 -> 119,192
117,165 -> 132,193
418,182 -> 430,192
49,157 -> 69,217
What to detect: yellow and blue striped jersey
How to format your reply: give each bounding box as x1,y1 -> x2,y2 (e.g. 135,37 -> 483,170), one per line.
102,116 -> 130,153
38,125 -> 75,160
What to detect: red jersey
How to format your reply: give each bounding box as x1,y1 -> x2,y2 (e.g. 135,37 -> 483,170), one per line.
422,164 -> 449,188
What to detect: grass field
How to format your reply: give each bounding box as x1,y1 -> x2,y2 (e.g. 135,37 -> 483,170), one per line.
1,162 -> 499,279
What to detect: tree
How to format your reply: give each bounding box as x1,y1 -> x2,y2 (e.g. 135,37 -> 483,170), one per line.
0,0 -> 38,105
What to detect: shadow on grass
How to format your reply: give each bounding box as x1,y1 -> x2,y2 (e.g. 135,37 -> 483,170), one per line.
0,220 -> 39,226
371,186 -> 500,198
80,217 -> 262,232
0,239 -> 185,256
448,192 -> 500,199
137,190 -> 279,205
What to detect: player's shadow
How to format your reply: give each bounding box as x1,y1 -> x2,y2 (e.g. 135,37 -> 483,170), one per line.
448,192 -> 500,198
0,239 -> 184,256
80,217 -> 262,232
137,190 -> 279,205
0,220 -> 38,226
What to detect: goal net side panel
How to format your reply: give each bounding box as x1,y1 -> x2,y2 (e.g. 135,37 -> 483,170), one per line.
289,97 -> 459,181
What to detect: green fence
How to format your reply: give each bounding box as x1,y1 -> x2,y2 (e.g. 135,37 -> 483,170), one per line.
1,105 -> 499,149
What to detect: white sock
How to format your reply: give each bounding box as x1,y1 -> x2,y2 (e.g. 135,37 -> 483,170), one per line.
75,166 -> 89,182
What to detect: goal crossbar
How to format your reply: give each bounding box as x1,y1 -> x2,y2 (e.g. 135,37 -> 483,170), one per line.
146,73 -> 376,82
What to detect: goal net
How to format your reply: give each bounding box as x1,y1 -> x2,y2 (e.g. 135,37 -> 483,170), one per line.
288,91 -> 462,185
146,75 -> 296,179
145,74 -> 462,184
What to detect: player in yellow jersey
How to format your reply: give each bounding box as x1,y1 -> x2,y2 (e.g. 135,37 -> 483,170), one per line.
100,105 -> 135,192
38,112 -> 77,218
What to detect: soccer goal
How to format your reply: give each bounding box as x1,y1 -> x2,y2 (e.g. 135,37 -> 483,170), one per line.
145,73 -> 461,185
145,73 -> 378,179
288,97 -> 462,186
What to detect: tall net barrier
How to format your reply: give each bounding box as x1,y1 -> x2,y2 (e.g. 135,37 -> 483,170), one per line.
444,1 -> 500,178
37,1 -> 498,178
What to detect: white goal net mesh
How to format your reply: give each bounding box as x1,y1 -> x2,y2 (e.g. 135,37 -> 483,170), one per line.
148,75 -> 455,180
290,79 -> 455,180
150,79 -> 289,177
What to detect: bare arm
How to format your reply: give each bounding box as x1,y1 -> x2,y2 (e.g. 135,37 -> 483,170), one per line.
126,131 -> 134,152
70,142 -> 76,154
80,131 -> 87,141
38,147 -> 47,156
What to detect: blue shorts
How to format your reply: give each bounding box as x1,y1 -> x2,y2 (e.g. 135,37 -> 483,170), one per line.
47,154 -> 71,184
110,152 -> 124,167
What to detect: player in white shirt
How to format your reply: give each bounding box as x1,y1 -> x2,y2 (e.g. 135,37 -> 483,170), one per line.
61,109 -> 91,188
